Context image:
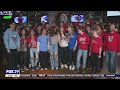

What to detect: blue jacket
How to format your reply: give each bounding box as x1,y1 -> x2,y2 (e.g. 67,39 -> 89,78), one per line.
68,32 -> 78,49
3,29 -> 20,49
37,35 -> 49,52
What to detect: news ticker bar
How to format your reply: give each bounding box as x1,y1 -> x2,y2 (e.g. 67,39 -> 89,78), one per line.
5,74 -> 120,78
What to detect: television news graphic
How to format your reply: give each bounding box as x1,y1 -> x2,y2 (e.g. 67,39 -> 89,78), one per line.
41,15 -> 48,22
5,69 -> 20,77
107,11 -> 120,16
115,74 -> 120,77
14,16 -> 27,23
0,11 -> 13,15
71,15 -> 83,22
3,15 -> 12,19
104,74 -> 120,77
19,74 -> 120,78
20,74 -> 105,78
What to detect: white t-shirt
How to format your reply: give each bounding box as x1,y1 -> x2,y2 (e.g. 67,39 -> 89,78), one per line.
60,35 -> 68,47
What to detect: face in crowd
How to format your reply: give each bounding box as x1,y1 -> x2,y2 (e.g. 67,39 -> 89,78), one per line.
30,30 -> 35,36
10,22 -> 16,30
21,29 -> 26,35
109,24 -> 115,32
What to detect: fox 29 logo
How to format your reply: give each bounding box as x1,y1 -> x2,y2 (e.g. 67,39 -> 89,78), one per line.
5,69 -> 20,77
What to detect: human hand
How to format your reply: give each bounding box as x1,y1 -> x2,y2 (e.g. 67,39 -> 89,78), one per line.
89,52 -> 91,56
117,52 -> 120,56
17,48 -> 20,52
7,48 -> 10,53
103,52 -> 106,56
98,55 -> 101,58
73,46 -> 76,51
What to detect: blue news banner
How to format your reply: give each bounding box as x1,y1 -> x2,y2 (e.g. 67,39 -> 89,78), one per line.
5,69 -> 20,77
5,69 -> 120,78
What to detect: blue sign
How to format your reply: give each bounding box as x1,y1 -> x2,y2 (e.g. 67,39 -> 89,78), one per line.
6,69 -> 20,74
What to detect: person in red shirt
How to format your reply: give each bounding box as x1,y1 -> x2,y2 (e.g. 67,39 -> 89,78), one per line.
19,28 -> 29,72
99,25 -> 108,71
104,24 -> 120,74
27,29 -> 38,71
89,29 -> 103,74
76,26 -> 90,73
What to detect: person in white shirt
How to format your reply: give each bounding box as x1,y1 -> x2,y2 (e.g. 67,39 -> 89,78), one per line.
59,26 -> 69,69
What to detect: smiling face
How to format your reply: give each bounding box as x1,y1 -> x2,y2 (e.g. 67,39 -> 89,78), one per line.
30,30 -> 35,36
60,27 -> 64,32
93,31 -> 97,37
42,29 -> 47,35
86,25 -> 91,32
21,29 -> 26,35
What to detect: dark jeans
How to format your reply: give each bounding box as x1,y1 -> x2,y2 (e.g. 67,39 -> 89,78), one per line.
16,52 -> 20,66
68,48 -> 77,66
99,52 -> 103,69
58,46 -> 62,67
27,48 -> 30,67
91,52 -> 99,72
20,51 -> 27,68
86,49 -> 92,68
40,51 -> 48,69
37,53 -> 40,66
8,49 -> 18,69
61,47 -> 68,65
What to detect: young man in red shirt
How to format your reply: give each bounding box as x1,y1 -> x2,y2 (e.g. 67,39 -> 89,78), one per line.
76,26 -> 90,73
89,29 -> 103,74
104,24 -> 120,74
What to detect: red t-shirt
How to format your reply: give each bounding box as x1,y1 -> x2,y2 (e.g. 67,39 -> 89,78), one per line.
104,31 -> 120,52
77,32 -> 90,50
100,31 -> 107,52
21,37 -> 27,46
90,36 -> 103,53
27,36 -> 38,48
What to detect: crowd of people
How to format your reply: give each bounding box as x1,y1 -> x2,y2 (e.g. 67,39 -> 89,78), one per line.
3,20 -> 120,74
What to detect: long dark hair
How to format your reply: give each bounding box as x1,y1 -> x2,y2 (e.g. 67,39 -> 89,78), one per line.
20,28 -> 28,38
58,26 -> 66,37
49,26 -> 59,37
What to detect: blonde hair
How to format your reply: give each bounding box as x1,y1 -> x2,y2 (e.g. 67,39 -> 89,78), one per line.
68,26 -> 74,36
94,29 -> 101,36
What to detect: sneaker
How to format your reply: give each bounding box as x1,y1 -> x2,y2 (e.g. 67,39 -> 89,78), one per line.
32,69 -> 35,71
24,68 -> 29,71
75,69 -> 79,73
21,68 -> 24,71
17,64 -> 20,68
39,62 -> 41,67
82,68 -> 86,73
61,64 -> 64,69
69,65 -> 72,70
21,70 -> 24,73
29,64 -> 31,68
71,65 -> 75,70
45,68 -> 47,70
56,67 -> 58,70
64,64 -> 68,69
51,67 -> 54,70
36,67 -> 39,69
41,68 -> 44,71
